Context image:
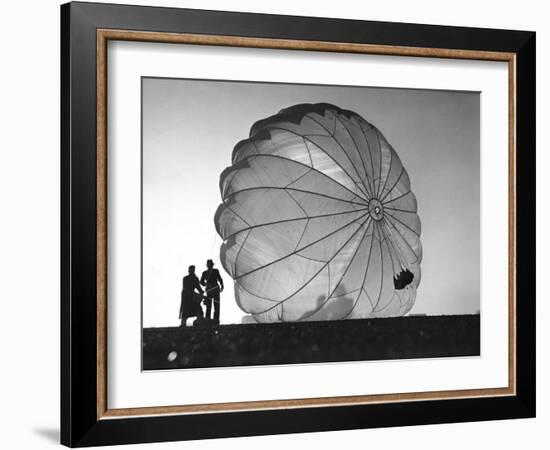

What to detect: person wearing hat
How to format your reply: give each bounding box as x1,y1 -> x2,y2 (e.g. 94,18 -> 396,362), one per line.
200,259 -> 224,324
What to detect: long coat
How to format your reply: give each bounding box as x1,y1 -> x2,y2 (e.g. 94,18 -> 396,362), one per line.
180,274 -> 204,318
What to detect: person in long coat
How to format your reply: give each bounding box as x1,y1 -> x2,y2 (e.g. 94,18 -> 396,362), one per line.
179,265 -> 204,326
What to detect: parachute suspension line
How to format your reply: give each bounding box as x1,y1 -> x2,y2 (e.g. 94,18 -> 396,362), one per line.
209,228 -> 218,259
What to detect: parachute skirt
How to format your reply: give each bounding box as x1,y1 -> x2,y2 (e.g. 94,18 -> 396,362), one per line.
214,103 -> 422,323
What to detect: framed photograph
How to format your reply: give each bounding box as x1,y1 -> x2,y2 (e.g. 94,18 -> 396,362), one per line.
61,2 -> 535,447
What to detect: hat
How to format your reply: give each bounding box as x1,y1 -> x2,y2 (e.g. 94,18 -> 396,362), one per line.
206,259 -> 214,266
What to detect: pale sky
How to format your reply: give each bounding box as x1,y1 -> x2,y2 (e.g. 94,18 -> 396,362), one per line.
142,78 -> 480,327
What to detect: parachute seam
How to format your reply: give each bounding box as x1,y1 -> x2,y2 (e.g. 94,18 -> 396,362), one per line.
234,211 -> 370,281
371,224 -> 386,312
224,186 -> 368,208
331,287 -> 361,298
223,203 -> 251,227
236,281 -> 283,303
296,253 -> 329,264
341,221 -> 377,319
327,264 -> 331,299
304,114 -> 371,201
385,206 -> 417,214
379,223 -> 412,311
358,122 -> 378,198
294,219 -> 309,251
340,222 -> 377,319
375,131 -> 384,196
381,219 -> 405,270
320,220 -> 375,319
363,288 -> 375,310
384,210 -> 421,238
379,222 -> 399,276
382,216 -> 420,264
383,189 -> 411,206
382,216 -> 415,263
252,141 -> 261,155
375,292 -> 400,314
224,209 -> 368,242
380,167 -> 405,204
343,288 -> 374,317
285,189 -> 309,216
235,153 -> 368,205
302,138 -> 314,167
299,218 -> 374,321
233,229 -> 251,278
263,125 -> 370,201
284,168 -> 312,188
332,112 -> 374,199
222,168 -> 242,199
376,142 -> 394,199
254,212 -> 370,315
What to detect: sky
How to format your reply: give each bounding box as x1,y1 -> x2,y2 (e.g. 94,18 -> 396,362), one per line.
142,78 -> 480,327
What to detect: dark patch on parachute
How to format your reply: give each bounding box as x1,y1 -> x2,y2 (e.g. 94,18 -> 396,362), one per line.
249,103 -> 373,137
393,268 -> 414,290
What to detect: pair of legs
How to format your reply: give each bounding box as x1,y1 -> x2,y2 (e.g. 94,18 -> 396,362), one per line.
180,292 -> 204,326
204,291 -> 220,323
180,309 -> 204,327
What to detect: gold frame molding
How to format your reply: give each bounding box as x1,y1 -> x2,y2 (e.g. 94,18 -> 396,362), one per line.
96,29 -> 516,420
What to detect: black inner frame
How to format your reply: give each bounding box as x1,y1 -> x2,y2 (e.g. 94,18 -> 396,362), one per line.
61,2 -> 535,447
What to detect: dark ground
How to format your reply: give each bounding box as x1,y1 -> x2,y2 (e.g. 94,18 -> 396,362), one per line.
142,314 -> 480,370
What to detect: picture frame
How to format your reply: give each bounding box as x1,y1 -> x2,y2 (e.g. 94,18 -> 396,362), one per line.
60,1 -> 535,447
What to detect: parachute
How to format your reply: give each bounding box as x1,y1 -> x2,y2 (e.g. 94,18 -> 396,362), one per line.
214,103 -> 422,323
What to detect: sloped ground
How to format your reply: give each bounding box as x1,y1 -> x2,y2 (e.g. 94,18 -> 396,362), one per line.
143,314 -> 480,370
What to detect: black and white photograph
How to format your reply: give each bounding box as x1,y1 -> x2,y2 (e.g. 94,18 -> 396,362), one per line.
141,78 -> 481,370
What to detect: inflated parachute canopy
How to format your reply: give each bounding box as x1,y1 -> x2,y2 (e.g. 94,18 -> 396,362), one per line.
214,103 -> 422,323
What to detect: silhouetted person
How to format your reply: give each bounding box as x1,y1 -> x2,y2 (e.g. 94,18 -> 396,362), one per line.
200,259 -> 224,324
179,265 -> 204,326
